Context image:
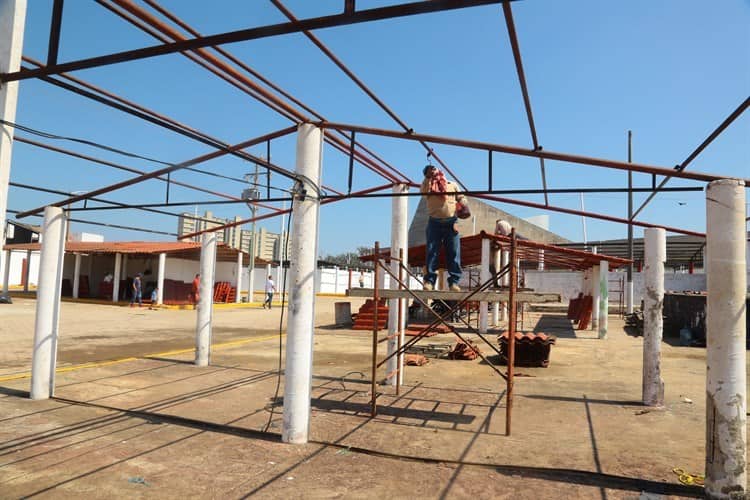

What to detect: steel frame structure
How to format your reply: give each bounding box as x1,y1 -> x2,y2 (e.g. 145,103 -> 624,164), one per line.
2,1 -> 745,237
1,0 -> 747,445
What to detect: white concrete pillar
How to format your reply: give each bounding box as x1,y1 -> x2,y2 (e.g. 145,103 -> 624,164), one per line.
479,238 -> 490,333
598,260 -> 608,339
266,262 -> 272,277
705,179 -> 746,499
157,252 -> 166,305
625,280 -> 634,315
30,206 -> 66,400
23,249 -> 30,292
491,245 -> 501,325
0,0 -> 26,299
388,183 -> 408,386
591,264 -> 600,330
500,249 -> 509,321
2,249 -> 10,295
72,253 -> 81,299
282,123 -> 323,444
195,233 -> 217,367
112,253 -> 122,302
642,227 -> 665,406
537,249 -> 545,271
234,252 -> 242,303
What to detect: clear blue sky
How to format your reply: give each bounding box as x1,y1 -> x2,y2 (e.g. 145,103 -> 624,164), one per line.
8,0 -> 750,255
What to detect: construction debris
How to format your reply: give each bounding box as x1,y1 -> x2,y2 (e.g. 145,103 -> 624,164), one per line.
404,354 -> 429,366
448,341 -> 481,360
405,343 -> 452,358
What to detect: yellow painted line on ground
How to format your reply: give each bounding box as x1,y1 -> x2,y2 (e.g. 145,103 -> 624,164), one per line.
0,333 -> 285,383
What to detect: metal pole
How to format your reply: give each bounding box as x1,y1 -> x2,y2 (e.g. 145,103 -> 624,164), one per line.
479,237 -> 490,333
505,229 -> 518,436
30,206 -> 66,400
276,199 -> 285,299
397,247 -> 404,390
282,123 -> 323,444
626,130 -> 634,314
248,161 -> 258,302
598,259 -> 609,339
642,227 -> 665,406
705,179 -> 746,498
580,193 -> 587,246
371,241 -> 380,417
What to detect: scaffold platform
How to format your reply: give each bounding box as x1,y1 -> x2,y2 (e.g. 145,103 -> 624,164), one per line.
346,287 -> 561,303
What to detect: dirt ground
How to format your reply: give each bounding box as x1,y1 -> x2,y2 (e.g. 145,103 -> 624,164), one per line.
0,296 -> 741,499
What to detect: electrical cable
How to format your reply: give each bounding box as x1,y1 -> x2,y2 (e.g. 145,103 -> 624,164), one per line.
1,118 -> 265,186
263,205 -> 293,433
0,118 -> 176,167
7,209 -> 177,236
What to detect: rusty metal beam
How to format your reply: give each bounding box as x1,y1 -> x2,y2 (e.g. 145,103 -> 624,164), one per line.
474,192 -> 705,237
104,0 -> 408,184
271,0 -> 465,189
16,126 -> 298,219
320,121 -> 750,185
46,0 -> 65,66
501,1 -> 548,205
14,135 -> 249,204
177,183 -> 394,241
631,95 -> 750,219
2,0 -> 506,82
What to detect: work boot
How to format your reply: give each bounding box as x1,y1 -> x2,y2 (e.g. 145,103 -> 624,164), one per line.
423,282 -> 433,291
449,283 -> 461,292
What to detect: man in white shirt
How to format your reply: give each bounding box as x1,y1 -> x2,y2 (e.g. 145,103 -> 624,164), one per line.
263,276 -> 276,309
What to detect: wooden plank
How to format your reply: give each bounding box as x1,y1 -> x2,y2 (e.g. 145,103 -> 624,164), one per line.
346,288 -> 560,303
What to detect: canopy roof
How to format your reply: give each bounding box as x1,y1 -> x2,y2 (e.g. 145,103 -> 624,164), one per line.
365,231 -> 630,271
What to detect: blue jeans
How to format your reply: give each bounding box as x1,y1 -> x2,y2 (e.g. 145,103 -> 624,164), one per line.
425,216 -> 461,287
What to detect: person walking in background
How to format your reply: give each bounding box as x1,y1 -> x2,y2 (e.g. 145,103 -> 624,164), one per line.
263,276 -> 276,309
130,273 -> 143,307
149,286 -> 159,310
191,273 -> 200,305
420,165 -> 468,292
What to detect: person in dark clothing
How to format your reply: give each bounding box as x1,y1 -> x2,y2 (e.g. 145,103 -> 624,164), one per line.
130,273 -> 143,307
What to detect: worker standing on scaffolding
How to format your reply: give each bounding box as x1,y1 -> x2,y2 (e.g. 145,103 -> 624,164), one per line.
420,165 -> 468,292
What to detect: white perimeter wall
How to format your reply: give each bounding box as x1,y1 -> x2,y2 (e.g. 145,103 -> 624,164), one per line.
524,269 -> 725,305
9,251 -> 428,296
6,249 -> 40,286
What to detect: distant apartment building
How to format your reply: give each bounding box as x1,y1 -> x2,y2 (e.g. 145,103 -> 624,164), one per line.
178,211 -> 290,261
